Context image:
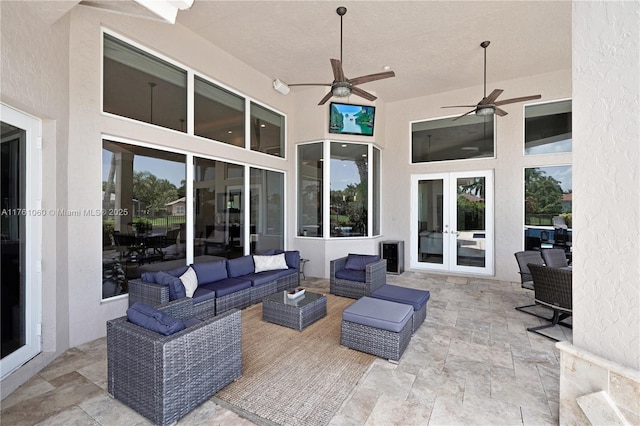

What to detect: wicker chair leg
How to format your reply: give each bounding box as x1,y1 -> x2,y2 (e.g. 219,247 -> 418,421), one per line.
515,303 -> 553,320
527,309 -> 571,342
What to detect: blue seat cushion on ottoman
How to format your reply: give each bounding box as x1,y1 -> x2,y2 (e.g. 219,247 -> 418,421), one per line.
203,278 -> 251,297
335,268 -> 366,283
342,297 -> 412,333
371,285 -> 430,311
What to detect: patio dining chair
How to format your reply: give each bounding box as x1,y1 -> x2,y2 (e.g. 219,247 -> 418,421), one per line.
514,250 -> 551,320
526,263 -> 573,342
541,248 -> 570,268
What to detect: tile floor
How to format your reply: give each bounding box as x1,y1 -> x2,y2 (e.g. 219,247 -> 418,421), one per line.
0,271 -> 571,425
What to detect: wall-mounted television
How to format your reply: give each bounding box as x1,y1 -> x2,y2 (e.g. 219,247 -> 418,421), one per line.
329,102 -> 376,136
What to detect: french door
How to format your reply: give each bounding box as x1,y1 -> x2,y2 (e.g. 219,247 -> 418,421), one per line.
1,104 -> 42,379
410,170 -> 493,275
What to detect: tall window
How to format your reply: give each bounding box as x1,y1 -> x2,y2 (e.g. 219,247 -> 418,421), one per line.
297,141 -> 380,238
250,168 -> 284,252
297,143 -> 323,237
103,33 -> 187,132
524,165 -> 572,249
102,141 -> 186,299
524,99 -> 572,155
411,114 -> 494,163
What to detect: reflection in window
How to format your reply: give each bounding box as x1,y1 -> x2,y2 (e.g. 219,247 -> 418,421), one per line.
525,165 -> 572,227
330,142 -> 368,237
194,76 -> 245,146
251,102 -> 285,157
102,141 -> 186,299
525,100 -> 572,155
457,177 -> 486,267
297,143 -> 323,237
103,33 -> 187,132
411,114 -> 494,163
250,168 -> 284,253
194,159 -> 245,259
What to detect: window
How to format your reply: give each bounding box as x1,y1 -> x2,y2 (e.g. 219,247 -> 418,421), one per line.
524,165 -> 572,249
297,143 -> 323,237
102,141 -> 186,299
330,142 -> 369,237
103,33 -> 187,132
297,141 -> 380,238
194,76 -> 245,146
524,99 -> 572,155
411,114 -> 494,163
250,168 -> 284,252
250,102 -> 285,157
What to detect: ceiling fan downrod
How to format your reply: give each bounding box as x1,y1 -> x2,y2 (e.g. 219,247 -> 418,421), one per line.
337,7 -> 347,64
481,41 -> 490,100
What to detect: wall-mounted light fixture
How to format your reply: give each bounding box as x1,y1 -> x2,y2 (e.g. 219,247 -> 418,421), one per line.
272,79 -> 290,95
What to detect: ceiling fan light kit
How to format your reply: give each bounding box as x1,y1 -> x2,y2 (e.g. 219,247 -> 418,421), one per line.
442,40 -> 541,120
280,6 -> 395,105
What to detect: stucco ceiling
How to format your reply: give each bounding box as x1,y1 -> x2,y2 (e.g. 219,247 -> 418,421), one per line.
175,1 -> 572,103
47,1 -> 572,104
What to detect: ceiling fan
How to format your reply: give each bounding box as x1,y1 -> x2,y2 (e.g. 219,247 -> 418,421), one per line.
286,6 -> 395,105
442,41 -> 541,120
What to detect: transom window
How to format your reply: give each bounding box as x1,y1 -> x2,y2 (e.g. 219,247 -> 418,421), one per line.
524,99 -> 572,155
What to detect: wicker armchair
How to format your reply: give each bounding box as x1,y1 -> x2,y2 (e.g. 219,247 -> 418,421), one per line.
330,255 -> 387,299
107,299 -> 242,426
541,248 -> 570,268
526,263 -> 572,341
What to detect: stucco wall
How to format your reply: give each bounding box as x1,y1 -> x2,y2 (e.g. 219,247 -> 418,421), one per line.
384,70 -> 572,282
572,0 -> 640,371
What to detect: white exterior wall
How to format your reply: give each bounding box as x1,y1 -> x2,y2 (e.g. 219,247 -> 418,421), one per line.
557,2 -> 640,424
384,70 -> 572,282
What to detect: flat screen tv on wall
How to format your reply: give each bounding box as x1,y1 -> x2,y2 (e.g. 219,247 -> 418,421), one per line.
329,102 -> 376,136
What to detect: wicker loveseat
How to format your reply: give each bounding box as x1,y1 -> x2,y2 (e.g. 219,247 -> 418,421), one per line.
330,254 -> 387,299
107,298 -> 242,426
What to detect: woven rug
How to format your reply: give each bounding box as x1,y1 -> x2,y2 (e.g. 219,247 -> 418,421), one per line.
214,292 -> 375,425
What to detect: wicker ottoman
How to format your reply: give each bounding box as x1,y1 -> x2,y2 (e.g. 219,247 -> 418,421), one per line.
341,296 -> 413,362
371,285 -> 430,333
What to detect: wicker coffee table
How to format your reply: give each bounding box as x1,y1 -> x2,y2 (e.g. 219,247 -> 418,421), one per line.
262,290 -> 327,330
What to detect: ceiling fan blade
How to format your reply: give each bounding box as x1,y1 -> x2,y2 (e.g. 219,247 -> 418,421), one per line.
479,89 -> 504,105
494,94 -> 542,106
351,86 -> 377,101
318,90 -> 335,105
494,107 -> 508,117
349,71 -> 395,86
452,109 -> 477,121
442,105 -> 479,109
330,59 -> 345,82
288,83 -> 332,87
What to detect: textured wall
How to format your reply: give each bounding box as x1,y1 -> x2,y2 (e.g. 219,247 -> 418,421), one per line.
572,0 -> 640,371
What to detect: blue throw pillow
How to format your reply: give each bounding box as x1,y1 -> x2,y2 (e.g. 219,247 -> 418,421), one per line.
155,271 -> 186,300
141,272 -> 157,283
344,254 -> 380,271
126,302 -> 186,336
165,265 -> 189,278
284,250 -> 300,269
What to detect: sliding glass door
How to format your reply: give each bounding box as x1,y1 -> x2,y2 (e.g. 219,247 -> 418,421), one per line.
411,171 -> 493,275
1,104 -> 42,379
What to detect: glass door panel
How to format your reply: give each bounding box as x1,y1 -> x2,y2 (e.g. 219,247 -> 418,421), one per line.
411,171 -> 493,275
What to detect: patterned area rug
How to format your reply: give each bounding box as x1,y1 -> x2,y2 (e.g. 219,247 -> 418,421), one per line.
215,292 -> 374,425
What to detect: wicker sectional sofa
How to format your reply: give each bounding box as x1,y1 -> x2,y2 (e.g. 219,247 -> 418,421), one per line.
128,250 -> 300,317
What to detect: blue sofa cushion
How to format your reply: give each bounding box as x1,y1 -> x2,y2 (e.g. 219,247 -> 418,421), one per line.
202,278 -> 252,297
191,286 -> 216,304
192,260 -> 228,285
155,271 -> 187,300
342,297 -> 413,333
344,254 -> 380,271
274,267 -> 297,279
243,270 -> 280,287
371,285 -> 430,311
335,268 -> 366,283
126,302 -> 186,336
227,256 -> 255,278
165,265 -> 190,278
284,250 -> 300,269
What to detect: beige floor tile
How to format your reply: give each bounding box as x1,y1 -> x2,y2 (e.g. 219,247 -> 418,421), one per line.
364,394 -> 433,426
